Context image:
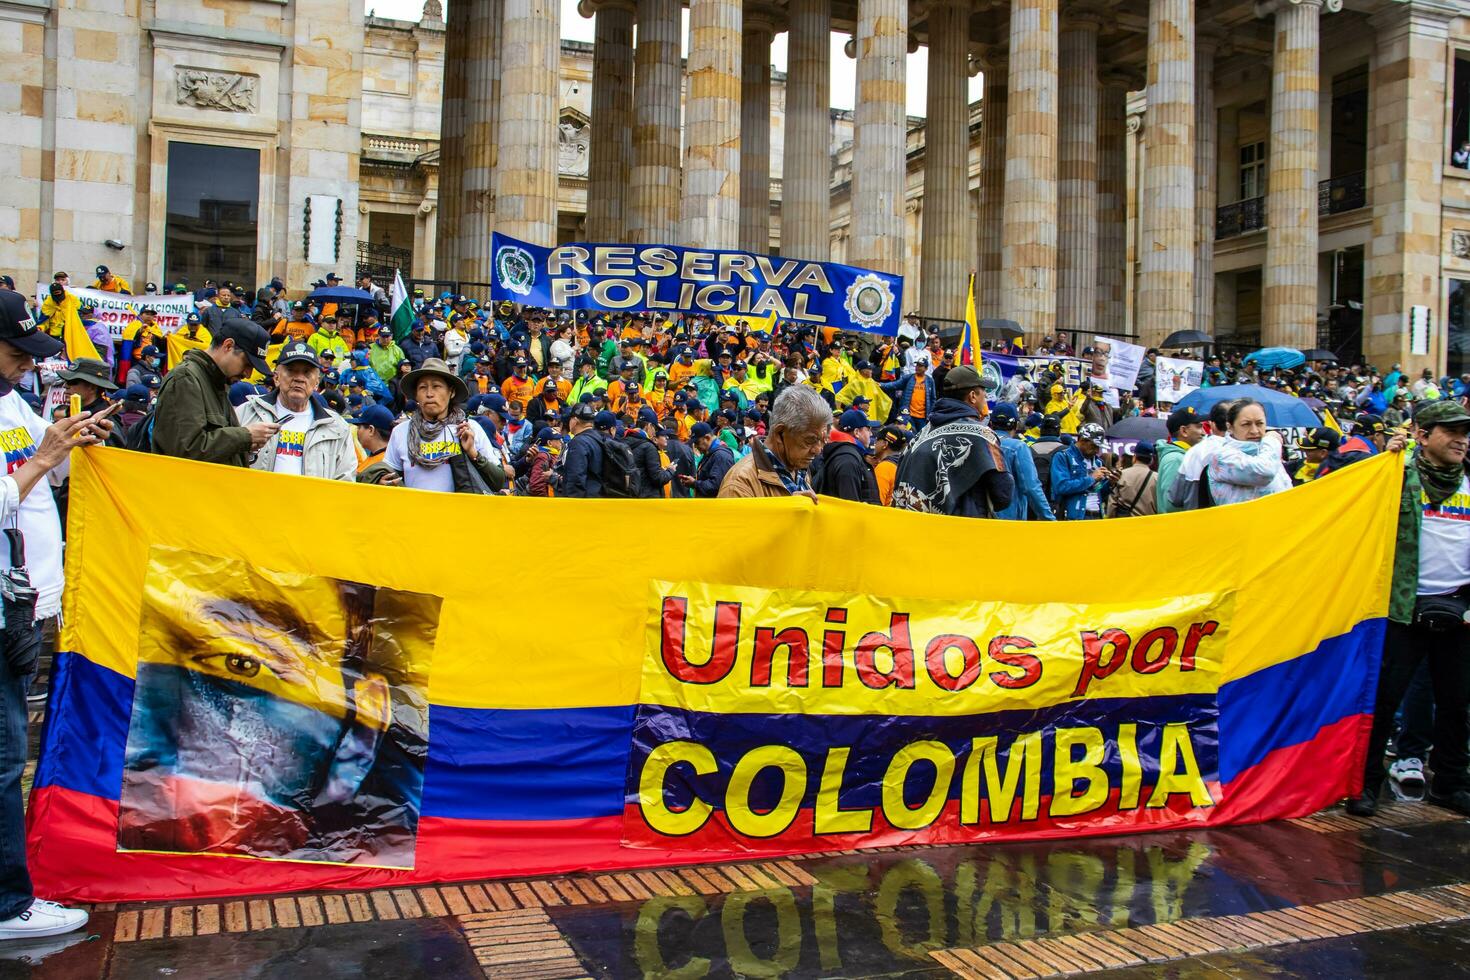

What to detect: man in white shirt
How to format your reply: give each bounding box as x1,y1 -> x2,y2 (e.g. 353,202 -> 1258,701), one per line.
234,340 -> 356,481
0,289 -> 103,939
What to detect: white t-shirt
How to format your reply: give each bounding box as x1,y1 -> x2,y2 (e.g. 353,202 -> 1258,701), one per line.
385,418 -> 494,493
270,407 -> 312,477
1418,475 -> 1470,596
0,389 -> 62,619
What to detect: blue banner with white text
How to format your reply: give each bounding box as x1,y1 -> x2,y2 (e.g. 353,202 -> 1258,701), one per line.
489,233 -> 905,336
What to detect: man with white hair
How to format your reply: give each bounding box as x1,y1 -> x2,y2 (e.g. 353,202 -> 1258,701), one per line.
718,385 -> 829,499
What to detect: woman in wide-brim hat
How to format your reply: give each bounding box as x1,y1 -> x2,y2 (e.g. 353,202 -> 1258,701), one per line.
385,357 -> 507,494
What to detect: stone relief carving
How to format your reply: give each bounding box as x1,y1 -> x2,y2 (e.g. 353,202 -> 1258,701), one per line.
558,118 -> 590,177
175,68 -> 258,114
1454,230 -> 1470,260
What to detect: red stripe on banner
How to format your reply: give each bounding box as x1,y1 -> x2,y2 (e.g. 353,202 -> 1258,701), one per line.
1210,712 -> 1370,825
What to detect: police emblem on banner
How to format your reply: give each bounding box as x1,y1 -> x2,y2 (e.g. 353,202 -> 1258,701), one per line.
495,245 -> 536,297
844,273 -> 896,330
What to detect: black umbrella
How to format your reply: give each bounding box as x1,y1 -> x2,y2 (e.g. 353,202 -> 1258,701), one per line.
1105,416 -> 1169,442
1302,349 -> 1338,362
979,318 -> 1023,340
1160,330 -> 1213,347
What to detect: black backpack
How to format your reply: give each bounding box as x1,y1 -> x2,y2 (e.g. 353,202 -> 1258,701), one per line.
598,433 -> 639,498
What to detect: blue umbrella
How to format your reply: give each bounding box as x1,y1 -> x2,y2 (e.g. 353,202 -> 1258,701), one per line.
1175,383 -> 1320,427
305,286 -> 377,306
1242,347 -> 1306,371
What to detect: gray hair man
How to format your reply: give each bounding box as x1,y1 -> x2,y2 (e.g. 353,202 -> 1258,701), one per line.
718,384 -> 830,498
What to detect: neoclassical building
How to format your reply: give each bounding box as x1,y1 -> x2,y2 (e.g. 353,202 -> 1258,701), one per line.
4,0 -> 1470,371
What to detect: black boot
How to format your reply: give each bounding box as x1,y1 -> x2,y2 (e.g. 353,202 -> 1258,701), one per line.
1426,786 -> 1470,816
1345,790 -> 1379,817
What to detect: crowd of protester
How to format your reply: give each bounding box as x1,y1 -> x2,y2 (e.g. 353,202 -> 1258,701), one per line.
0,265 -> 1465,939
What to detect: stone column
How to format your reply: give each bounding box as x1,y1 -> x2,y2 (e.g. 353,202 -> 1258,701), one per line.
459,0 -> 503,280
680,0 -> 742,247
740,11 -> 776,252
919,0 -> 971,319
1262,0 -> 1323,348
1000,0 -> 1060,334
781,0 -> 831,259
976,55 -> 1007,321
436,0 -> 470,278
850,0 -> 907,274
1193,34 -> 1218,334
1058,14 -> 1100,338
628,0 -> 682,243
494,0 -> 561,245
1366,0 -> 1451,370
1096,71 -> 1130,333
1136,0 -> 1194,345
586,0 -> 634,242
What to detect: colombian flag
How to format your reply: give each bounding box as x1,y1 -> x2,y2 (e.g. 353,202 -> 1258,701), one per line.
29,449 -> 1399,902
958,272 -> 981,366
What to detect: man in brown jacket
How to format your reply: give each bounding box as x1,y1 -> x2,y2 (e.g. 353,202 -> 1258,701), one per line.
718,385 -> 830,499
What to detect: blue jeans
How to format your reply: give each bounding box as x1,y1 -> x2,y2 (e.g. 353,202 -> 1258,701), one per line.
0,625 -> 34,919
1395,660 -> 1435,762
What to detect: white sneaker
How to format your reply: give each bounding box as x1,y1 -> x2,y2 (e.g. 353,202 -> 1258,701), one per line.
1389,757 -> 1427,801
0,899 -> 88,941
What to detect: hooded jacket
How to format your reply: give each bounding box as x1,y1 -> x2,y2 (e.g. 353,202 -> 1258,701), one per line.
815,432 -> 879,504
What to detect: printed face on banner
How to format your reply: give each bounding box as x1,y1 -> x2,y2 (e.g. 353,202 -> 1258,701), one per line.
624,582 -> 1227,852
117,546 -> 440,869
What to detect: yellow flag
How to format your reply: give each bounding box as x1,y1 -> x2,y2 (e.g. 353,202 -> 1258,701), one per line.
62,307 -> 102,363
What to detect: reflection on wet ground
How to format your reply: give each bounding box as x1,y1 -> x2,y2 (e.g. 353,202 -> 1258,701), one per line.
8,806 -> 1470,979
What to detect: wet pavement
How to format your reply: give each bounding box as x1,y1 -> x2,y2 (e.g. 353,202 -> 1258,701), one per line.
7,801 -> 1470,979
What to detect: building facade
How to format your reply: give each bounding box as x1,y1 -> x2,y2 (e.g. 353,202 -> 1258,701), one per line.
4,0 -> 1470,373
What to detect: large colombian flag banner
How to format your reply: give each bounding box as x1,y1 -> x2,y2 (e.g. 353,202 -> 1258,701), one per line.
29,448 -> 1399,901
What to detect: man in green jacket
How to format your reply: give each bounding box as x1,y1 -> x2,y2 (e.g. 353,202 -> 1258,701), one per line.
368,326 -> 406,384
151,318 -> 277,465
1348,399 -> 1470,816
1155,406 -> 1205,513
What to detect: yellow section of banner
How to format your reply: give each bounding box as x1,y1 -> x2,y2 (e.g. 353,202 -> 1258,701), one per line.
62,447 -> 1399,709
641,581 -> 1227,716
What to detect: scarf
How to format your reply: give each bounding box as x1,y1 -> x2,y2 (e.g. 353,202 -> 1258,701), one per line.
761,442 -> 810,494
407,407 -> 467,468
890,415 -> 1002,516
1414,447 -> 1466,506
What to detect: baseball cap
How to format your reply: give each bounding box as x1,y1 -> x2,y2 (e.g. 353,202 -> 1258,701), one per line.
877,425 -> 909,449
1077,422 -> 1106,442
0,290 -> 61,359
636,407 -> 660,427
836,409 -> 872,432
228,381 -> 256,406
593,409 -> 617,430
1355,413 -> 1386,435
95,265 -> 108,277
325,272 -> 342,282
1166,407 -> 1201,435
1132,442 -> 1156,460
141,372 -> 162,389
690,421 -> 714,440
351,404 -> 397,432
849,395 -> 872,409
941,364 -> 984,393
0,276 -> 13,289
483,393 -> 510,417
122,383 -> 149,402
291,300 -> 307,311
185,312 -> 201,326
213,317 -> 271,374
1295,427 -> 1341,451
989,401 -> 1019,430
274,340 -> 319,367
1414,399 -> 1470,429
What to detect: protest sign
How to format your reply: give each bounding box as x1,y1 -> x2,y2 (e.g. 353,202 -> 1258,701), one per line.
1096,336 -> 1145,392
36,286 -> 196,339
978,354 -> 1091,398
1156,357 -> 1204,405
489,233 -> 905,336
32,448 -> 1397,901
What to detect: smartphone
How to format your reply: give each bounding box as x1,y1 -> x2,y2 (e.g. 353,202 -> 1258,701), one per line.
68,395 -> 81,417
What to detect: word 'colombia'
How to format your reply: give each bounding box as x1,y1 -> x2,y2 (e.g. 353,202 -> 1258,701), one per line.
547,246 -> 834,319
628,587 -> 1226,845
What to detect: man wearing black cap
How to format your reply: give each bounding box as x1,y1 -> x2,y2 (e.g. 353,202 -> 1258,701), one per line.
687,420 -> 734,498
152,316 -> 277,465
561,403 -> 607,498
1155,406 -> 1205,514
1290,428 -> 1341,485
0,290 -> 109,941
349,404 -> 399,485
814,409 -> 880,504
624,408 -> 675,498
892,365 -> 1012,517
235,341 -> 355,480
1318,413 -> 1399,479
1109,442 -> 1158,517
90,264 -> 131,295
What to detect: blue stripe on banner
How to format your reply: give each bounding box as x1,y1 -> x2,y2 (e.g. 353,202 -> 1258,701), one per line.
1217,617 -> 1384,784
34,652 -> 131,801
